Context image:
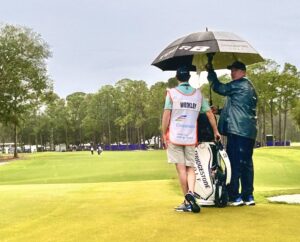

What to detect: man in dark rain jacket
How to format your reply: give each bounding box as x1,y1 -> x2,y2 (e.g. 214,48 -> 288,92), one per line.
207,61 -> 257,206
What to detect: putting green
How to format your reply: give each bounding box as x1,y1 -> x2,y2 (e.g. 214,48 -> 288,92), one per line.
0,180 -> 299,242
0,148 -> 299,241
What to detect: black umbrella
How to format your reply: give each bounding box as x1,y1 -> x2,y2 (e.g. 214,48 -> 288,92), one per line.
152,31 -> 264,72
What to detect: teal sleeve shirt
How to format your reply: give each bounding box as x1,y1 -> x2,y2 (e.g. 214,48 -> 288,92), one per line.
164,83 -> 210,113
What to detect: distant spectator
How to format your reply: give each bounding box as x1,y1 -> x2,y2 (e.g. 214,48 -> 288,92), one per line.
97,145 -> 103,155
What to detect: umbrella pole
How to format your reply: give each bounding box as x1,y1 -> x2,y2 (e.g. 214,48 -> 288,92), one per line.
206,53 -> 215,70
209,84 -> 213,106
206,53 -> 215,106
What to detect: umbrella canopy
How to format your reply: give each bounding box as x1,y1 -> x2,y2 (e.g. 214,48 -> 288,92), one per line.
152,31 -> 264,72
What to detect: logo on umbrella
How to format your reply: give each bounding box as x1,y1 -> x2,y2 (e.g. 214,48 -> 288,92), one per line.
179,45 -> 210,52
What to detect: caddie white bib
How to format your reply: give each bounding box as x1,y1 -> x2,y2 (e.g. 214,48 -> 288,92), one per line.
168,88 -> 202,145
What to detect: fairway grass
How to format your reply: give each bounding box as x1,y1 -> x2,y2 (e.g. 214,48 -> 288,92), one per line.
0,151 -> 175,184
0,148 -> 300,242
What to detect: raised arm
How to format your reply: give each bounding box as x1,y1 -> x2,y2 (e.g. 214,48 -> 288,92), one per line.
207,70 -> 232,96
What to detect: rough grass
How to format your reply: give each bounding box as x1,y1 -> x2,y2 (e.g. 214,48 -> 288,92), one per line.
0,148 -> 299,242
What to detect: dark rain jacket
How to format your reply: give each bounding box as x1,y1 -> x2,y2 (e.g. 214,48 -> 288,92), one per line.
207,71 -> 258,140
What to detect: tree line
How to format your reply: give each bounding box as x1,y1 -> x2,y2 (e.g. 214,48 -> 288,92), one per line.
1,24 -> 300,157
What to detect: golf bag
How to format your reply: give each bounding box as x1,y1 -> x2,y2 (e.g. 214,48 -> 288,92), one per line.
194,113 -> 232,207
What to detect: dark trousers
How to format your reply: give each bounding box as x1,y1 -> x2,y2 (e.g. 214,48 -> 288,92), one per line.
226,133 -> 255,200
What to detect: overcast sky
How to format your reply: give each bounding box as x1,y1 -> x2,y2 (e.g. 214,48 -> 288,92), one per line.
1,0 -> 299,97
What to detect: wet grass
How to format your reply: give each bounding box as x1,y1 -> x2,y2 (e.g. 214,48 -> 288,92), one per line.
0,147 -> 299,242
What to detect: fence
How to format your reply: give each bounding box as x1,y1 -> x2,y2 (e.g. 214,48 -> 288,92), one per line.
104,144 -> 147,151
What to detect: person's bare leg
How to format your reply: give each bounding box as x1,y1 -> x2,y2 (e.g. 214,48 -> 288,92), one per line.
185,166 -> 201,213
175,163 -> 188,195
187,166 -> 195,193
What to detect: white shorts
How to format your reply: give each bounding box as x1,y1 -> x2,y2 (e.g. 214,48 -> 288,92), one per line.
167,143 -> 195,167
